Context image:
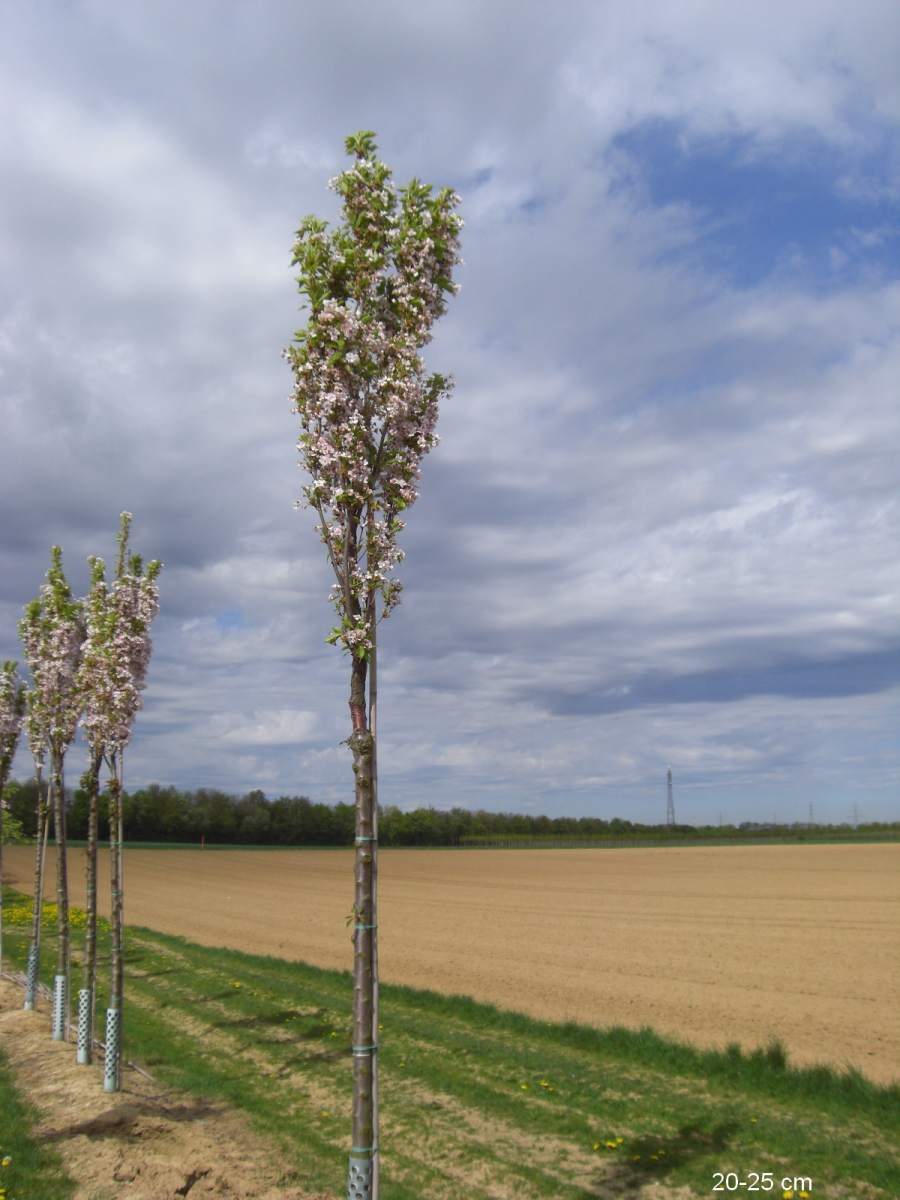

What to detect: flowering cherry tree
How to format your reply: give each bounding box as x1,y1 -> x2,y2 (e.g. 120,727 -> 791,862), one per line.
20,660 -> 51,1011
0,660 -> 26,974
77,512 -> 161,1090
285,129 -> 462,1198
18,547 -> 85,1038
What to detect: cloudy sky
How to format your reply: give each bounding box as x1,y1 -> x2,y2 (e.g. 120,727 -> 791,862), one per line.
2,1 -> 899,825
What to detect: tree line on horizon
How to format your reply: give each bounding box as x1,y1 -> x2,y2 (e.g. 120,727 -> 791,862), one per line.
3,776 -> 896,847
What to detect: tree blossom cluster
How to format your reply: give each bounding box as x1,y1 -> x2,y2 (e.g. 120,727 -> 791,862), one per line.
15,520 -> 162,773
18,547 -> 86,760
285,130 -> 463,657
77,518 -> 162,760
0,659 -> 26,782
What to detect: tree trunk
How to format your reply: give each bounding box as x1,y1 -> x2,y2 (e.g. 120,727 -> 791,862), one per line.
24,767 -> 48,1009
0,765 -> 6,975
51,751 -> 70,1039
108,764 -> 124,1008
81,751 -> 102,1062
347,650 -> 378,1198
106,757 -> 125,1089
368,591 -> 380,1200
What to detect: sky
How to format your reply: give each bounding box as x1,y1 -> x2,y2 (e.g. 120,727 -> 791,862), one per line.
2,1 -> 899,826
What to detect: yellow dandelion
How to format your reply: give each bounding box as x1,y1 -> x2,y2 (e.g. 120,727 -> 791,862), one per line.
615,1137 -> 624,1144
783,1191 -> 794,1199
593,1142 -> 601,1151
799,1193 -> 810,1199
605,1140 -> 618,1149
0,1158 -> 9,1167
519,1083 -> 529,1090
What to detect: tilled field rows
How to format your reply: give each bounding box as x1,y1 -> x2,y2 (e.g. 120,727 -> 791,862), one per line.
6,842 -> 899,1083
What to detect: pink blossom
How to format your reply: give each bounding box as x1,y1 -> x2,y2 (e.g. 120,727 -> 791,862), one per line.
286,133 -> 461,655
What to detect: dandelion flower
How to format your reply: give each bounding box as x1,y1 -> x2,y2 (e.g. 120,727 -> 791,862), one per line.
782,1191 -> 794,1199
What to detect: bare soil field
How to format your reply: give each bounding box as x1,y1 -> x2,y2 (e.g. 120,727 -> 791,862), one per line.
7,842 -> 899,1084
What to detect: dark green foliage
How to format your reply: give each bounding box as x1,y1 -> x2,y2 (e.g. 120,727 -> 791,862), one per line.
6,775 -> 899,848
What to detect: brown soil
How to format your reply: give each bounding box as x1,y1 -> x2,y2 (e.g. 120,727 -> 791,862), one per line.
6,842 -> 899,1084
0,977 -> 330,1200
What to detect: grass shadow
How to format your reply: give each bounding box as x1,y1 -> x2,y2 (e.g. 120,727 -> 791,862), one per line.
584,1119 -> 740,1197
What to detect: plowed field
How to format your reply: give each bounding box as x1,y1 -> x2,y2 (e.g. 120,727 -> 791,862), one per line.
7,842 -> 898,1084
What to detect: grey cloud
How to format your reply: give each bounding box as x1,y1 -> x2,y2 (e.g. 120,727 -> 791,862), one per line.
1,2 -> 899,822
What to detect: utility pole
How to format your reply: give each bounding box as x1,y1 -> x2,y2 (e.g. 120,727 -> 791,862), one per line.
666,767 -> 675,827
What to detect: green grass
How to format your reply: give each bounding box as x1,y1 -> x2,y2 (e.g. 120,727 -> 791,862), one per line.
0,1046 -> 76,1200
3,886 -> 898,1199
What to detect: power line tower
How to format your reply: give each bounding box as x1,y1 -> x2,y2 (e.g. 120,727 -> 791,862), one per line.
808,801 -> 815,828
666,767 -> 675,827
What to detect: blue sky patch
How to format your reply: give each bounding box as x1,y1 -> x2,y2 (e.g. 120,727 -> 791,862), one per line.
611,120 -> 900,288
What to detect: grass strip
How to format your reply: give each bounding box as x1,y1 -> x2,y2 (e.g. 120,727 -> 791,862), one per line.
2,886 -> 898,1199
0,1044 -> 76,1200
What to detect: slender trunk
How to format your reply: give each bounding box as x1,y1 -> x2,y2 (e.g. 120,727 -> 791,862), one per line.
51,754 -> 69,975
368,601 -> 380,1200
81,751 -> 102,1061
347,649 -> 377,1195
0,764 -> 6,975
24,768 -> 51,1010
104,754 -> 125,1091
108,760 -> 124,1014
118,750 -> 125,962
27,767 -> 48,963
51,750 -> 70,1038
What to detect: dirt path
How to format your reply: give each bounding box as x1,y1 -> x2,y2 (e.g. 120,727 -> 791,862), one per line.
0,977 -> 330,1200
6,842 -> 899,1084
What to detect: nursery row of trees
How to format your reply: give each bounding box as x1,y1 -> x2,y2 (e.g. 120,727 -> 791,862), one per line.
0,513 -> 161,1095
5,777 -> 896,847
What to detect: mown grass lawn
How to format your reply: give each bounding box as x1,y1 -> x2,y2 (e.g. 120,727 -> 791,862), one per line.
2,885 -> 898,1199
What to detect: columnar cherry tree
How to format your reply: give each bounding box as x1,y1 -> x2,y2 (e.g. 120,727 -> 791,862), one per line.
0,661 -> 27,974
20,671 -> 50,1011
73,555 -> 113,1066
285,129 -> 462,1199
18,548 -> 85,1039
78,513 -> 161,1091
